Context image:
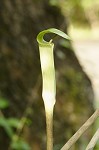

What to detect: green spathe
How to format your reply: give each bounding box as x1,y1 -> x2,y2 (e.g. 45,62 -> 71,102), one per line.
39,43 -> 56,109
37,28 -> 70,150
37,28 -> 70,108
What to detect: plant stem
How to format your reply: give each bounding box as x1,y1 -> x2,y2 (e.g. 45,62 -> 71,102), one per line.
45,104 -> 54,150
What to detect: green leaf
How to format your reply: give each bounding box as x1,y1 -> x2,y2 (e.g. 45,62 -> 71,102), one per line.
0,117 -> 13,138
0,98 -> 9,109
37,28 -> 70,45
7,118 -> 20,128
11,139 -> 31,150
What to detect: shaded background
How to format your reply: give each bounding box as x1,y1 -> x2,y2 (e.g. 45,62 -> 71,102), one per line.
0,0 -> 98,149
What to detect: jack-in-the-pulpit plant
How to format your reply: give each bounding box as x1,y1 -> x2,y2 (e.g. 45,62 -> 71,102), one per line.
37,28 -> 70,150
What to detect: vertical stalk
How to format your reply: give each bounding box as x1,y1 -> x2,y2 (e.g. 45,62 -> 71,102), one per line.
45,104 -> 54,150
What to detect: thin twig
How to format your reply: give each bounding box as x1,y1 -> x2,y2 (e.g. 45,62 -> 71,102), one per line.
61,109 -> 99,150
85,128 -> 99,150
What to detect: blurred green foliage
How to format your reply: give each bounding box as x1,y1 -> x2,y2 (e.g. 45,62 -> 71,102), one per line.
11,139 -> 30,150
0,97 -> 9,109
0,97 -> 30,150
